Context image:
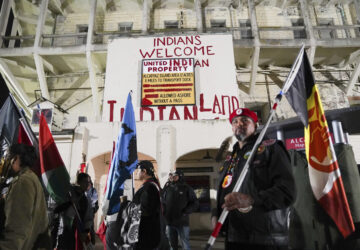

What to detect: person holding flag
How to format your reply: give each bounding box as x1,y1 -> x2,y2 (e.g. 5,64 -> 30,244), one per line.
284,51 -> 355,238
102,92 -> 138,250
211,108 -> 296,250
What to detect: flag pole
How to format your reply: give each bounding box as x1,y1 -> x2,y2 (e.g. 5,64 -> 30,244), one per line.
205,45 -> 305,250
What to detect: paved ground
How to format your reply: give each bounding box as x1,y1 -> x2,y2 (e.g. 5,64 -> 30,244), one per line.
94,230 -> 225,250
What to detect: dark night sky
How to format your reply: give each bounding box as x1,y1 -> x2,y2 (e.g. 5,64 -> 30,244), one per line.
0,74 -> 10,108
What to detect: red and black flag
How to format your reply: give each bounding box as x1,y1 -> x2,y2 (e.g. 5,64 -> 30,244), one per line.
0,95 -> 38,176
285,51 -> 355,237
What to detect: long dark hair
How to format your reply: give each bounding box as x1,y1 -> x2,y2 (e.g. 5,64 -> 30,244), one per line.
138,160 -> 161,189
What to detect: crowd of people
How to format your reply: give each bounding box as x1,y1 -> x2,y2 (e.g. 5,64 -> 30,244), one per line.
0,107 -> 296,250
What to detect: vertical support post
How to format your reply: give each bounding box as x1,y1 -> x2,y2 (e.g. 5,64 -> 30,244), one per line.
34,0 -> 50,99
0,0 -> 12,48
247,0 -> 260,96
156,126 -> 176,186
142,0 -> 151,34
299,0 -> 316,65
195,0 -> 203,33
86,0 -> 100,121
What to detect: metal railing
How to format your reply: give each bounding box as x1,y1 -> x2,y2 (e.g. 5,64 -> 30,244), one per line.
2,24 -> 360,49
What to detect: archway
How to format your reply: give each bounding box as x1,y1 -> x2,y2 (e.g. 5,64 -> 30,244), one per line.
89,151 -> 157,229
175,148 -> 223,231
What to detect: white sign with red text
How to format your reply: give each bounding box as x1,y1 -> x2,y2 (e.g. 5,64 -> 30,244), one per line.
103,34 -> 239,121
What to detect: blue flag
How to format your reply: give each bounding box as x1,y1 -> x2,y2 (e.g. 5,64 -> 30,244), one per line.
105,93 -> 138,215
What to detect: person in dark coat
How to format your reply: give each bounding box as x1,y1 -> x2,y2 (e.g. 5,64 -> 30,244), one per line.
0,144 -> 50,250
133,160 -> 161,250
162,170 -> 199,250
55,173 -> 93,249
212,108 -> 296,250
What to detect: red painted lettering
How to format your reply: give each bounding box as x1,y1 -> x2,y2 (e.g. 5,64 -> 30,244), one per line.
120,108 -> 124,122
194,35 -> 201,45
200,94 -> 212,112
221,96 -> 231,115
169,106 -> 181,120
184,106 -> 198,120
174,47 -> 181,56
156,48 -> 164,58
207,46 -> 215,55
165,48 -> 173,58
213,95 -> 221,114
140,107 -> 155,121
231,96 -> 239,111
139,49 -> 155,58
107,100 -> 117,122
158,106 -> 166,120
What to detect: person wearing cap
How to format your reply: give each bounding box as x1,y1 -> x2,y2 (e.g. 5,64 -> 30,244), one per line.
133,160 -> 162,250
162,169 -> 199,250
212,108 -> 296,250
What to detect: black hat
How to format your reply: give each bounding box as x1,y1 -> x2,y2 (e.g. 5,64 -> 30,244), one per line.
173,169 -> 184,178
137,160 -> 155,175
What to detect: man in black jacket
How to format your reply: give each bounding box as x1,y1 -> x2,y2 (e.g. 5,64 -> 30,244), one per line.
162,170 -> 199,250
212,108 -> 296,250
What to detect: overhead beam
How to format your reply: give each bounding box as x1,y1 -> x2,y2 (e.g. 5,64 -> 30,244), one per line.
0,59 -> 31,105
41,57 -> 59,75
2,58 -> 37,73
16,13 -> 39,25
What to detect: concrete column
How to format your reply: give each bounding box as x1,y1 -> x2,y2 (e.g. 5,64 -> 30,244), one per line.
247,0 -> 260,96
332,120 -> 346,144
0,0 -> 12,48
86,0 -> 100,121
34,0 -> 49,47
87,0 -> 96,47
34,54 -> 50,99
195,0 -> 203,33
346,56 -> 360,95
156,125 -> 176,186
299,0 -> 316,65
34,0 -> 50,99
354,0 -> 360,24
142,0 -> 151,34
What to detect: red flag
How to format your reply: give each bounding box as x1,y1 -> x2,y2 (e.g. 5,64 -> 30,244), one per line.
285,52 -> 354,237
17,122 -> 32,145
39,113 -> 71,204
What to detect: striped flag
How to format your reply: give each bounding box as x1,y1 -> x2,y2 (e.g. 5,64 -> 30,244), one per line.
285,51 -> 355,237
39,113 -> 71,204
